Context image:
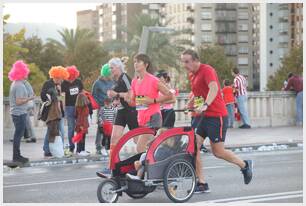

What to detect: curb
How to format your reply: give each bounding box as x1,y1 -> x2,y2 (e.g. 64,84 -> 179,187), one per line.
4,142 -> 303,169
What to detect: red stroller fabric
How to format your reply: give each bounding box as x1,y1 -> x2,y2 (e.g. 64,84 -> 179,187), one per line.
84,90 -> 100,110
72,129 -> 86,143
102,121 -> 113,137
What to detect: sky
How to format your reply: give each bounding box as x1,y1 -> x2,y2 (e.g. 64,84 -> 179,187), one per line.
3,3 -> 99,28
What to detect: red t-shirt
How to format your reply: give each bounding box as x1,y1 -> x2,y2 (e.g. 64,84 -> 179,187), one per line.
189,64 -> 227,117
222,86 -> 235,104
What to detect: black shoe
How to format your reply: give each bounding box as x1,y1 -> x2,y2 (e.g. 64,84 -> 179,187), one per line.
239,124 -> 251,129
194,182 -> 210,194
241,160 -> 253,184
13,156 -> 29,164
200,145 -> 208,153
26,138 -> 36,143
44,152 -> 53,157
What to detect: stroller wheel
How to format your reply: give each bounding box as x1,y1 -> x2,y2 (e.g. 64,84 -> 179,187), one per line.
163,159 -> 196,203
97,179 -> 119,203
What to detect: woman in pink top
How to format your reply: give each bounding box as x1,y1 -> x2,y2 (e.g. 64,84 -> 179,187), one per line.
130,53 -> 174,152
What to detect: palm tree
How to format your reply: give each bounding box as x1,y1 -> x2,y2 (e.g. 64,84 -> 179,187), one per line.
47,27 -> 95,65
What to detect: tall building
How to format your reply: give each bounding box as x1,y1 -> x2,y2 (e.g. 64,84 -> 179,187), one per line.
77,9 -> 99,39
165,3 -> 260,89
289,3 -> 303,47
97,3 -> 165,43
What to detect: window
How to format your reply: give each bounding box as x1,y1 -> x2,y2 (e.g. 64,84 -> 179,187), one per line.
239,24 -> 248,31
270,12 -> 273,16
270,63 -> 273,67
238,12 -> 248,20
202,34 -> 212,42
238,57 -> 248,65
201,23 -> 212,31
239,47 -> 249,54
154,135 -> 189,162
270,25 -> 273,29
201,11 -> 212,19
238,35 -> 248,42
270,38 -> 273,42
270,50 -> 273,54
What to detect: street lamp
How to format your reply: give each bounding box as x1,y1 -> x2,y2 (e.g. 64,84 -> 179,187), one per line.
138,26 -> 175,54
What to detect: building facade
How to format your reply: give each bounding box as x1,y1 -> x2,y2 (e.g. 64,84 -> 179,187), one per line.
76,9 -> 99,39
165,3 -> 260,89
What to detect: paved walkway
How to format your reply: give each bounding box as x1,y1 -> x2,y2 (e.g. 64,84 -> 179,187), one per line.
3,125 -> 303,165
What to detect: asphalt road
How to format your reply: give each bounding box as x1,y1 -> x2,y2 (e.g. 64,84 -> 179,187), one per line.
3,148 -> 303,203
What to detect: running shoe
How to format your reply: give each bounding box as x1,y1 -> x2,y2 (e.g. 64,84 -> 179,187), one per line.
241,160 -> 253,184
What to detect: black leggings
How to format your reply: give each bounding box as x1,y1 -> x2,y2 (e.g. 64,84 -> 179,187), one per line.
161,109 -> 175,128
77,134 -> 86,153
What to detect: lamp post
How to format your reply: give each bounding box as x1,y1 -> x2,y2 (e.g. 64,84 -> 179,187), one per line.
138,26 -> 175,54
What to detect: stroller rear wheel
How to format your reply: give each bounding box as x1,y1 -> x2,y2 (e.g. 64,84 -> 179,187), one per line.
97,179 -> 119,203
163,159 -> 196,203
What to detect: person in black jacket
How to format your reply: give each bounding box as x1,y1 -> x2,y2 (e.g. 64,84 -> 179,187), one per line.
40,66 -> 68,157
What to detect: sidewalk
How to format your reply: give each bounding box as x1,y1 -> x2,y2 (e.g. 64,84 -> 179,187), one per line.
3,125 -> 303,167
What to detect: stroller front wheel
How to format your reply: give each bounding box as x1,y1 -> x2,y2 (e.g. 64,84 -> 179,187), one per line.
97,179 -> 119,203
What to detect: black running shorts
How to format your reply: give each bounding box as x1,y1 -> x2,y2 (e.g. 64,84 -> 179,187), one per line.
196,116 -> 228,143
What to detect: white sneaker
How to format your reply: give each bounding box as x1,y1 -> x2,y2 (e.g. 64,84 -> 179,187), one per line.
126,173 -> 141,180
101,148 -> 108,156
78,151 -> 90,157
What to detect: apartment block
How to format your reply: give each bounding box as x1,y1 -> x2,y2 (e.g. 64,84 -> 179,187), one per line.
77,9 -> 99,39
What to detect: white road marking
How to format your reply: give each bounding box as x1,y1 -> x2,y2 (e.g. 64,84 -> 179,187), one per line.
233,194 -> 303,203
4,177 -> 100,188
200,190 -> 302,203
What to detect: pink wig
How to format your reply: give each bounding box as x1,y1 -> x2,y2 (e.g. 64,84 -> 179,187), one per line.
8,60 -> 30,81
66,65 -> 80,81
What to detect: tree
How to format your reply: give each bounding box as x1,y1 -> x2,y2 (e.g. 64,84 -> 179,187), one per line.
3,27 -> 28,96
18,35 -> 43,68
73,40 -> 110,79
4,15 -> 47,96
198,45 -> 235,84
267,46 -> 303,91
48,27 -> 96,65
40,42 -> 64,76
27,63 -> 47,95
103,13 -> 193,74
48,27 -> 109,80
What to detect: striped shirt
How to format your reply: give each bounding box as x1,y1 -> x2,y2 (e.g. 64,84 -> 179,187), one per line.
234,74 -> 247,96
98,106 -> 116,124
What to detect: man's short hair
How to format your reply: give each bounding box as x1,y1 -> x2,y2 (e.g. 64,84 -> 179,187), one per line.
288,72 -> 294,79
182,49 -> 199,61
224,79 -> 231,86
233,68 -> 240,74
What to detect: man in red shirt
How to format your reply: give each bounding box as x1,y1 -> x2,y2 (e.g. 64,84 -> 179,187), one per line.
181,49 -> 253,193
284,72 -> 303,126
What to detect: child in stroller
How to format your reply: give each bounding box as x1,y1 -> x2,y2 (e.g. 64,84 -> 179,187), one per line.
126,127 -> 182,180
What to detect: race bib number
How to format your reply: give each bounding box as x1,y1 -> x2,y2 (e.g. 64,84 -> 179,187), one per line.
69,87 -> 79,96
135,95 -> 148,110
194,96 -> 204,109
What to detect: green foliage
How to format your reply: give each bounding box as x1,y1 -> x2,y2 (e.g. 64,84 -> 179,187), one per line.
27,63 -> 47,95
267,46 -> 303,91
103,13 -> 192,75
39,42 -> 65,76
3,28 -> 28,96
48,27 -> 109,80
47,27 -> 96,65
18,35 -> 43,68
198,45 -> 235,85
